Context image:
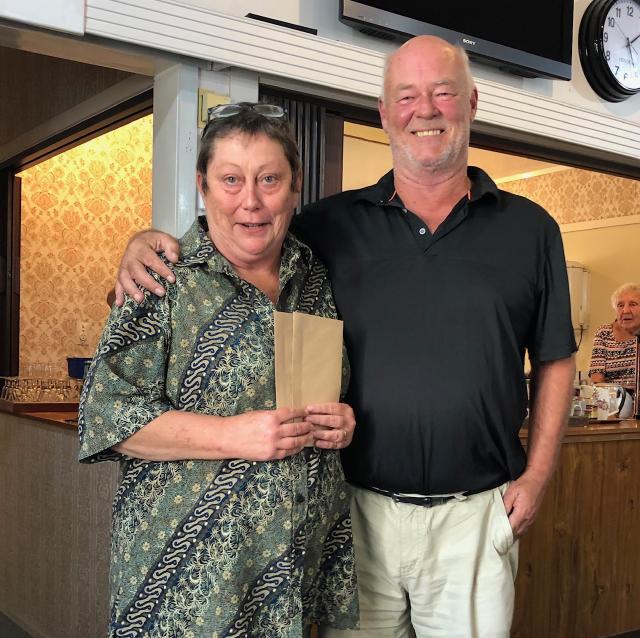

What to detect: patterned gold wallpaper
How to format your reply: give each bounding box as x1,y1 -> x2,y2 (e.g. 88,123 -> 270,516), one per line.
501,168 -> 640,225
18,114 -> 153,373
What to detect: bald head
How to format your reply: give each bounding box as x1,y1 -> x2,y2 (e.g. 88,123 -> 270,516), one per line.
382,36 -> 475,102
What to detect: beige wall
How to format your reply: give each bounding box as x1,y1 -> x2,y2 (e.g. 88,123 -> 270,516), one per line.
17,114 -> 153,372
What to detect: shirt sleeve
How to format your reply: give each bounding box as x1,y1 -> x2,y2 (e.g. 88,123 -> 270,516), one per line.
527,227 -> 577,363
78,289 -> 173,463
588,325 -> 608,377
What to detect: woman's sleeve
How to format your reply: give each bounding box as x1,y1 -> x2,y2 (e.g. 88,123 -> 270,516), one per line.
78,288 -> 173,463
588,325 -> 607,378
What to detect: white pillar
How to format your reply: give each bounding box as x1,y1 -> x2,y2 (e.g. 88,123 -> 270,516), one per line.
152,63 -> 199,236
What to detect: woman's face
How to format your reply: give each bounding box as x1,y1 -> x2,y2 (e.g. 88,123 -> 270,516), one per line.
615,291 -> 640,335
197,132 -> 300,271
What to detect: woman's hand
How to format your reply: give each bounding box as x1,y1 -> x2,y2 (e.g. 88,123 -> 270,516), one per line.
115,229 -> 181,306
224,408 -> 312,460
305,403 -> 356,450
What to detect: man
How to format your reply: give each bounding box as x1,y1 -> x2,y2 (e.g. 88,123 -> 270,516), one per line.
115,36 -> 576,637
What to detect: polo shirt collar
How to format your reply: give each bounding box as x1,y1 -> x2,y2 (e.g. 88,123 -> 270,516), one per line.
356,166 -> 501,207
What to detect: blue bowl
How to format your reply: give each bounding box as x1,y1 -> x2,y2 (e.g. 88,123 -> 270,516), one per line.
67,357 -> 92,380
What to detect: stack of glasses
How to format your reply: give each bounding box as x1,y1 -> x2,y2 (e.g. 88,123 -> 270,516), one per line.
0,376 -> 82,403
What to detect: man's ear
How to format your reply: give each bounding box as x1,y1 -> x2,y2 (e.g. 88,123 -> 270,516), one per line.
293,171 -> 302,194
378,96 -> 388,132
469,87 -> 479,122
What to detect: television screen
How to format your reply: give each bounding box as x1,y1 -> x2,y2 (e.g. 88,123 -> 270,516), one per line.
340,0 -> 574,80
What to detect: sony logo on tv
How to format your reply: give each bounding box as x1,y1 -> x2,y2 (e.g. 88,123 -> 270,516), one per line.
462,38 -> 476,46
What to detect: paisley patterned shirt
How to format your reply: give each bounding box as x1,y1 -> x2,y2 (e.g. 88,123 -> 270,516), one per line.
78,218 -> 358,638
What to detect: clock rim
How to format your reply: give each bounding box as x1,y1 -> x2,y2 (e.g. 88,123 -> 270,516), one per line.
579,0 -> 640,102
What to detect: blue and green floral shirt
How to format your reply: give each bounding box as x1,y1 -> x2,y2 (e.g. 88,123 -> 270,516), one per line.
79,218 -> 358,637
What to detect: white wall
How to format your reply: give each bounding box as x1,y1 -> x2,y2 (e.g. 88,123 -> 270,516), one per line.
0,0 -> 84,34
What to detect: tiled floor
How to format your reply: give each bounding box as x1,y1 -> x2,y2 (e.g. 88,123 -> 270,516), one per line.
0,613 -> 32,638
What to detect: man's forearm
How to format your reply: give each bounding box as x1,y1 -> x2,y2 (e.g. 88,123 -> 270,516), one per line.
525,355 -> 575,485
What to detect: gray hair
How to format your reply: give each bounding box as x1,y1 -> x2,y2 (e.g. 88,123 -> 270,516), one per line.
197,103 -> 301,193
611,282 -> 640,308
380,39 -> 476,101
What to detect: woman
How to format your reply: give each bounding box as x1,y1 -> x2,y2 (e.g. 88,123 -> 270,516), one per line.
79,103 -> 358,637
589,282 -> 640,387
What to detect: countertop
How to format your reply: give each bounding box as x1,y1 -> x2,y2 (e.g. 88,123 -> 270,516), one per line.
2,404 -> 638,440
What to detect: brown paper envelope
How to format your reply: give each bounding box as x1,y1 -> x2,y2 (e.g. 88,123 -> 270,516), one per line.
274,311 -> 343,411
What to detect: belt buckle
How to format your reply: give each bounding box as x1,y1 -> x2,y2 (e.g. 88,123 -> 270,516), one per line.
422,496 -> 433,507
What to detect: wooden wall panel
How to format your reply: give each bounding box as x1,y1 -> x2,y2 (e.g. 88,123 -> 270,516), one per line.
0,46 -> 131,148
513,436 -> 640,638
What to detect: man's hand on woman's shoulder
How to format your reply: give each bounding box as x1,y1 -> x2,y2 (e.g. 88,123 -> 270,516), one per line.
115,229 -> 181,306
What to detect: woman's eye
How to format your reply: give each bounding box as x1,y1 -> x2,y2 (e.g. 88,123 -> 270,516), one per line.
223,176 -> 238,185
262,175 -> 277,184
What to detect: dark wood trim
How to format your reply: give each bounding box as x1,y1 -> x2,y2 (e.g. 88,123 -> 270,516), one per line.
323,112 -> 345,198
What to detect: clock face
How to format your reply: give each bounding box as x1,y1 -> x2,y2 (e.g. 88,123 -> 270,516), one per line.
602,0 -> 640,91
579,0 -> 640,101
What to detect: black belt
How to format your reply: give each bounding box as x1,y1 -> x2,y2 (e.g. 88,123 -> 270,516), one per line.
367,486 -> 458,508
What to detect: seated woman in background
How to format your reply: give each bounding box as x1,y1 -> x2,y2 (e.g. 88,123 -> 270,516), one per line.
79,103 -> 358,638
589,282 -> 640,387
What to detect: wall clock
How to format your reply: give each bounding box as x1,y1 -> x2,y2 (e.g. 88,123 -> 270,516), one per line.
579,0 -> 640,102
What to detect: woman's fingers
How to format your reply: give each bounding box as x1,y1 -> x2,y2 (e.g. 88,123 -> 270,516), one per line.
305,403 -> 355,449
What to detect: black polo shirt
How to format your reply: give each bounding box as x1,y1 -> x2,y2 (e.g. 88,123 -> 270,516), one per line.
290,168 -> 576,495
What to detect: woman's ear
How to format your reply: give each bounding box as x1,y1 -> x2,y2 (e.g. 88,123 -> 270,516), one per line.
196,171 -> 206,197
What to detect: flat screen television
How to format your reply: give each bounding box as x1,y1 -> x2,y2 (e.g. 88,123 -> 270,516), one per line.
339,0 -> 574,81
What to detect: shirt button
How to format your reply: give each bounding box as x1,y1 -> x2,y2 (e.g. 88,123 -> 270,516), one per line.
419,228 -> 426,235
295,493 -> 306,504
402,208 -> 407,213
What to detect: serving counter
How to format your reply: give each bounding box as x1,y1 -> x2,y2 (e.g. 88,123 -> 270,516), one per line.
0,409 -> 117,638
513,419 -> 640,638
1,408 -> 639,638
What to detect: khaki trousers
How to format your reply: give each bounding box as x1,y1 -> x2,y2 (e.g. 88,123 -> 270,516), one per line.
322,484 -> 518,638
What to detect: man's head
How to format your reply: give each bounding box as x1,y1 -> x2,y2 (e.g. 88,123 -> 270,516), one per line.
379,36 -> 478,177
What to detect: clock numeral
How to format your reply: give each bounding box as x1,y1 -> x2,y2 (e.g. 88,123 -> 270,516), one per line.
627,5 -> 634,16
615,6 -> 621,17
615,65 -> 620,75
603,31 -> 609,42
608,16 -> 615,27
605,49 -> 611,61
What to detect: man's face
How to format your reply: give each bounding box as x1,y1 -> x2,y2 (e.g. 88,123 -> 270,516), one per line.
379,37 -> 478,175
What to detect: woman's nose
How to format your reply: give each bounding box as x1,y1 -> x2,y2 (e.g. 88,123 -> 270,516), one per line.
241,183 -> 261,210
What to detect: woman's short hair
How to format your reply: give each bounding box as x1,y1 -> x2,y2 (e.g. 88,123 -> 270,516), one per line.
197,103 -> 301,193
611,282 -> 640,308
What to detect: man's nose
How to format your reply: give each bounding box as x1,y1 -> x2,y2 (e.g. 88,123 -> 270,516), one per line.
414,94 -> 438,118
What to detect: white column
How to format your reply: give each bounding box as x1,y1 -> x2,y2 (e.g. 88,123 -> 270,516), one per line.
152,63 -> 199,236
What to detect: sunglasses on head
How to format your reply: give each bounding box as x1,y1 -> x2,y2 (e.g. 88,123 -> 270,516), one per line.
207,103 -> 286,121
